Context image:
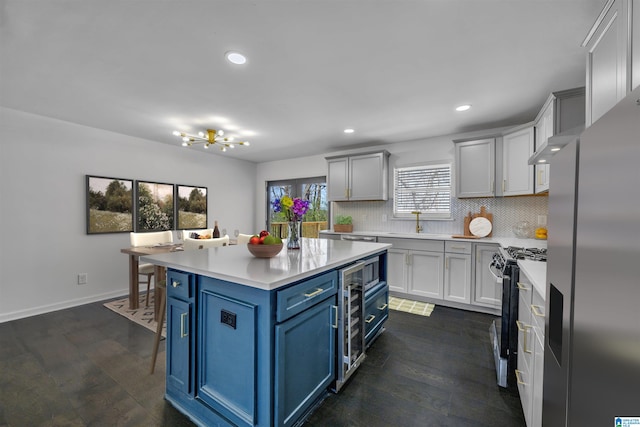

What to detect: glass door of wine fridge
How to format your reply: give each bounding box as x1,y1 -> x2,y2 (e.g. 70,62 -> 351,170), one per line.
334,261 -> 366,392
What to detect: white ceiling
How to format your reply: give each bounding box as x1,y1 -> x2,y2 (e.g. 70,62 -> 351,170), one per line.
1,0 -> 603,163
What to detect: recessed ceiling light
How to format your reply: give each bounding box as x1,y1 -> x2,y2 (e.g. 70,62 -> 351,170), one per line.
538,159 -> 547,163
550,147 -> 561,152
226,51 -> 247,65
455,104 -> 471,112
344,128 -> 355,134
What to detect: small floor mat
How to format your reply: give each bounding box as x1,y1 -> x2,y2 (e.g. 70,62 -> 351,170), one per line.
389,296 -> 435,317
103,291 -> 166,338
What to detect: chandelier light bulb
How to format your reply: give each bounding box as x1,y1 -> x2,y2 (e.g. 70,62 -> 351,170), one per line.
217,130 -> 224,136
198,131 -> 205,138
172,130 -> 181,136
182,136 -> 189,142
182,142 -> 188,147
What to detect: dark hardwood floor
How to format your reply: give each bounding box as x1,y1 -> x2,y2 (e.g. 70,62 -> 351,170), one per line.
0,299 -> 524,427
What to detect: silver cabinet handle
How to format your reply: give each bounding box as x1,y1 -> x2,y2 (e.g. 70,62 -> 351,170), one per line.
331,305 -> 338,329
172,280 -> 180,288
180,312 -> 188,338
445,257 -> 449,270
516,282 -> 530,291
365,314 -> 376,324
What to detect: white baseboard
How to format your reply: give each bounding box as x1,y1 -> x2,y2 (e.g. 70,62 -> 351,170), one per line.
0,289 -> 129,323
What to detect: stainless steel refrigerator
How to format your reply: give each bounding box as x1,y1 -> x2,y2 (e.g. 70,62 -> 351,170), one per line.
543,86 -> 640,426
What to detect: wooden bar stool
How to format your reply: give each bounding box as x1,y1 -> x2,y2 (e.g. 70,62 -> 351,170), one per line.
150,279 -> 166,374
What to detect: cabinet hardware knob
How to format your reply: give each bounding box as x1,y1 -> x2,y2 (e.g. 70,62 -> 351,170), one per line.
172,280 -> 180,288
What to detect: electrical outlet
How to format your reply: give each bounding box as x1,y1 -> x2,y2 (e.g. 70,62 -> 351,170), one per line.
77,273 -> 88,285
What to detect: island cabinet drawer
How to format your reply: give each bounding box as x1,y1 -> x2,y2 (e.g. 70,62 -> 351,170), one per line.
167,270 -> 194,301
378,237 -> 444,252
364,283 -> 389,345
445,241 -> 472,254
276,271 -> 338,322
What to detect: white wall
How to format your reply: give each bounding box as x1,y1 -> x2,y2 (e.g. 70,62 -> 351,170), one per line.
0,107 -> 256,322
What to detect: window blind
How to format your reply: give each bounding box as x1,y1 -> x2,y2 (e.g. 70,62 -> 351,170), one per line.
393,164 -> 451,216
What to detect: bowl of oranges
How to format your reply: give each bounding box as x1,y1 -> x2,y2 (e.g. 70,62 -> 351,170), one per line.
247,230 -> 284,258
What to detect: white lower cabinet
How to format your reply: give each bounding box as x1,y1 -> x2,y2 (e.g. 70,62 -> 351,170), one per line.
408,250 -> 444,299
386,248 -> 409,293
444,242 -> 472,304
379,238 -> 445,300
516,269 -> 545,427
386,247 -> 444,298
472,244 -> 501,309
382,238 -> 492,312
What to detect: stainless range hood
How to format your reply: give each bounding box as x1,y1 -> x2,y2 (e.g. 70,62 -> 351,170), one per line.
528,125 -> 584,165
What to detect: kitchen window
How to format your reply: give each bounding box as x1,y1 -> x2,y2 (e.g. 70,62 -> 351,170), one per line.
393,163 -> 452,219
266,177 -> 329,238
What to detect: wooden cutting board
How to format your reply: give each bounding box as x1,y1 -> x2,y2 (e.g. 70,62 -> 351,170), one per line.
452,206 -> 493,238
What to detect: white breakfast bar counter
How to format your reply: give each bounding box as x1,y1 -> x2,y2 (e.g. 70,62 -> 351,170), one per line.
141,238 -> 391,427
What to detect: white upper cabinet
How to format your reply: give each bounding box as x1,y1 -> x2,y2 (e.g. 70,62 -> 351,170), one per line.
327,151 -> 389,201
454,138 -> 496,198
531,87 -> 585,193
583,0 -> 638,126
502,126 -> 534,196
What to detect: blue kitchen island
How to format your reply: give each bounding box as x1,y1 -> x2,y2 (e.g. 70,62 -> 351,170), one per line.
141,238 -> 390,427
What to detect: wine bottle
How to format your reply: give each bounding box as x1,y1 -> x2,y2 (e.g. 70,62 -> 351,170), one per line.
213,220 -> 221,238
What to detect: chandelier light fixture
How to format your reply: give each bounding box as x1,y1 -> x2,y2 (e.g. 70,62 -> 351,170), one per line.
172,129 -> 250,152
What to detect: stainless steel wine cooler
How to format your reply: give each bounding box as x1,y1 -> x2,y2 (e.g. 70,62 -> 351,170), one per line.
333,258 -> 378,392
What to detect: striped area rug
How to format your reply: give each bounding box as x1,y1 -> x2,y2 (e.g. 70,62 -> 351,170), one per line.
103,291 -> 166,338
389,296 -> 435,317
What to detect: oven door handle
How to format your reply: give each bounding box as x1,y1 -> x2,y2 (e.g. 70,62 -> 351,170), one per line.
488,264 -> 503,283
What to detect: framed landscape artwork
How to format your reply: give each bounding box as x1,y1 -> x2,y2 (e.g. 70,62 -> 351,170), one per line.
136,180 -> 175,232
86,175 -> 134,234
176,185 -> 208,229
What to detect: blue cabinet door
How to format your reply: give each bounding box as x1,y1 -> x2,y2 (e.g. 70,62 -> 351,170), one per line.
197,290 -> 258,427
166,297 -> 192,395
275,297 -> 336,427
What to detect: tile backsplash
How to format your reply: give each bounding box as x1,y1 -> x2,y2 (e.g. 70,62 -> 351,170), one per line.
332,195 -> 548,238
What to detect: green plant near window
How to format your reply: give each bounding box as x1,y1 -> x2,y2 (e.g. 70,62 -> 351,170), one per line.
335,215 -> 352,225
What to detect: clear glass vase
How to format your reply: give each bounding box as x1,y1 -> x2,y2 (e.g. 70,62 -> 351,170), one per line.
287,220 -> 301,250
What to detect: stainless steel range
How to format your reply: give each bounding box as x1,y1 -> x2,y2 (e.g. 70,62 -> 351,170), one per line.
489,245 -> 547,388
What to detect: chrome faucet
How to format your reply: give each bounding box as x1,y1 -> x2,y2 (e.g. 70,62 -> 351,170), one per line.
411,211 -> 423,233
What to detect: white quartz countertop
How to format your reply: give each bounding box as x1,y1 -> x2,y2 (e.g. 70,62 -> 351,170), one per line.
518,260 -> 547,300
320,230 -> 547,249
141,238 -> 391,291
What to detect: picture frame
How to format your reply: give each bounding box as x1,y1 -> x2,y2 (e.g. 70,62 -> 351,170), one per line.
176,184 -> 208,230
86,175 -> 134,234
136,180 -> 175,232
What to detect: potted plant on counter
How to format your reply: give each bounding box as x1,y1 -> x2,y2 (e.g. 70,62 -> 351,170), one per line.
333,215 -> 353,233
